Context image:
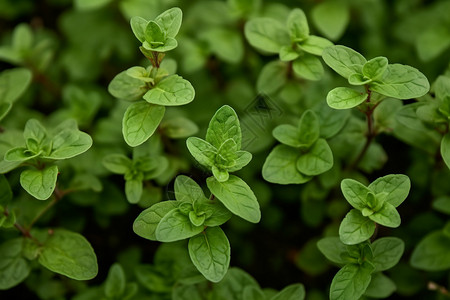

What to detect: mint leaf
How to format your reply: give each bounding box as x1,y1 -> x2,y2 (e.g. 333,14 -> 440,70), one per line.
262,145 -> 311,184
370,64 -> 430,99
327,87 -> 368,109
348,73 -> 372,85
363,272 -> 396,299
24,119 -> 48,145
133,201 -> 178,240
143,75 -> 195,106
160,117 -> 198,139
207,175 -> 260,223
0,238 -> 30,290
330,262 -> 374,300
102,154 -> 132,174
154,7 -> 182,39
206,105 -> 242,149
296,138 -> 333,176
4,147 -> 39,162
212,166 -> 229,183
125,178 -> 142,204
105,263 -> 126,298
20,165 -> 58,200
0,68 -> 32,120
155,208 -> 203,242
287,8 -> 309,42
244,18 -> 290,54
186,137 -> 217,168
362,57 -> 388,80
271,283 -> 306,300
322,45 -> 366,79
257,61 -> 287,93
339,209 -> 376,245
341,179 -> 372,211
372,237 -> 404,272
122,102 -> 165,147
317,237 -> 347,265
174,175 -> 205,203
45,129 -> 92,160
130,16 -> 147,43
108,70 -> 148,101
227,150 -> 252,172
38,229 -> 98,280
298,35 -> 333,56
368,174 -> 410,207
410,230 -> 450,271
368,202 -> 401,228
188,227 -> 230,282
293,55 -> 324,81
311,2 -> 349,41
273,124 -> 302,148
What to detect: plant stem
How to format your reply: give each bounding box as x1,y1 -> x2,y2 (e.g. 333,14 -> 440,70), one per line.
27,187 -> 66,230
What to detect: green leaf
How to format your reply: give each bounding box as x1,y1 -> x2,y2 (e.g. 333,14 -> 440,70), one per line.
410,230 -> 450,271
0,175 -> 12,206
298,35 -> 333,56
339,209 -> 376,245
279,45 -> 300,61
256,61 -> 287,93
160,117 -> 198,139
287,8 -> 309,41
416,24 -> 450,62
317,237 -> 347,265
188,211 -> 205,227
296,139 -> 333,176
144,21 -> 166,47
368,174 -> 410,207
108,70 -> 148,101
370,64 -> 430,99
12,23 -> 33,52
341,179 -> 371,210
298,110 -> 320,147
207,175 -> 260,223
122,102 -> 165,147
227,150 -> 252,172
125,178 -> 142,204
441,133 -> 450,171
243,286 -> 266,300
155,208 -> 203,242
188,227 -> 230,282
133,201 -> 178,240
154,7 -> 182,39
200,28 -> 244,64
206,105 -> 242,149
20,165 -> 58,200
244,18 -> 290,54
311,1 -> 349,41
143,75 -> 195,106
362,57 -> 388,80
0,238 -> 30,290
4,147 -> 39,162
174,175 -> 205,203
102,154 -> 131,174
330,262 -> 374,300
372,237 -> 404,272
271,283 -> 306,300
322,45 -> 367,79
186,137 -> 217,168
363,272 -> 396,298
0,102 -> 12,121
45,129 -> 92,160
0,68 -> 32,104
262,145 -> 311,184
273,124 -> 302,148
212,166 -> 229,183
369,202 -> 401,228
433,196 -> 450,215
211,267 -> 259,299
130,16 -> 147,43
74,0 -> 112,10
348,73 -> 371,85
38,229 -> 98,280
24,119 -> 48,145
327,87 -> 368,109
105,263 -> 126,298
292,55 -> 324,81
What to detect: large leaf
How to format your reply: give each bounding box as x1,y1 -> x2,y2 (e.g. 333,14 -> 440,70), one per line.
104,263 -> 126,298
311,1 -> 349,40
211,268 -> 259,300
0,238 -> 30,290
20,165 -> 58,200
317,237 -> 347,265
371,237 -> 404,272
368,174 -> 410,207
133,201 -> 178,240
329,262 -> 374,300
188,227 -> 230,282
206,105 -> 242,149
410,230 -> 450,271
322,45 -> 367,79
363,272 -> 396,299
174,175 -> 205,203
143,75 -> 195,106
155,7 -> 182,38
339,209 -> 376,245
292,55 -> 324,81
244,18 -> 290,54
102,154 -> 132,174
186,137 -> 217,168
327,87 -> 368,109
38,229 -> 98,280
296,138 -> 333,176
341,179 -> 371,210
0,67 -> 32,106
45,129 -> 92,160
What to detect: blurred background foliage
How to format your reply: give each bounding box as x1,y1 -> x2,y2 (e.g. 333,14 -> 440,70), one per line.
0,0 -> 450,299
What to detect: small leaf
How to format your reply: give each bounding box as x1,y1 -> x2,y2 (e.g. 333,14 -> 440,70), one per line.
339,209 -> 376,245
108,70 -> 148,101
341,179 -> 371,211
45,130 -> 92,160
244,18 -> 290,54
105,263 -> 126,298
369,202 -> 401,228
287,8 -> 309,41
273,124 -> 302,148
174,175 -> 205,203
348,73 -> 372,85
212,166 -> 229,183
133,201 -> 178,240
317,237 -> 347,265
0,68 -> 32,104
188,211 -> 205,227
329,262 -> 374,300
327,87 -> 368,109
188,227 -> 230,282
362,56 -> 388,80
262,145 -> 311,184
20,165 -> 58,200
38,229 -> 98,280
296,138 -> 333,176
130,16 -> 147,43
4,147 -> 39,162
143,75 -> 195,106
207,175 -> 260,223
257,61 -> 287,93
292,55 -> 324,81
125,178 -> 142,204
271,283 -> 306,300
0,238 -> 30,290
227,151 -> 252,172
102,154 -> 131,174
311,1 -> 349,41
410,230 -> 450,271
322,45 -> 367,79
154,7 -> 182,39
23,119 -> 48,145
155,208 -> 203,242
372,237 -> 404,272
363,272 -> 396,299
186,137 -> 217,168
144,21 -> 165,47
122,102 -> 165,147
206,105 -> 242,149
298,35 -> 333,56
368,174 -> 410,207
160,117 -> 198,138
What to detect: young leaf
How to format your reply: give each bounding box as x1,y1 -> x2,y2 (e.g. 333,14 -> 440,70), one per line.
4,147 -> 39,162
24,119 -> 48,145
206,105 -> 242,149
105,263 -> 126,298
317,237 -> 347,265
368,202 -> 401,228
410,230 -> 450,271
122,102 -> 165,147
143,75 -> 195,106
370,64 -> 430,99
341,179 -> 371,211
326,87 -> 368,109
244,18 -> 290,54
298,35 -> 333,56
272,124 -> 302,148
155,208 -> 203,242
271,283 -> 306,300
174,175 -> 205,203
188,227 -> 230,282
186,137 -> 217,168
339,209 -> 376,245
227,151 -> 252,172
133,201 -> 178,240
368,174 -> 410,207
125,178 -> 143,204
322,45 -> 366,78
362,57 -> 388,80
371,237 -> 404,272
154,7 -> 182,39
45,130 -> 92,160
108,70 -> 148,101
348,73 -> 372,85
0,238 -> 30,290
296,138 -> 333,176
212,166 -> 229,183
292,55 -> 324,81
363,272 -> 396,299
329,262 -> 374,300
262,145 -> 311,184
144,21 -> 166,47
200,201 -> 232,227
102,154 -> 132,174
20,165 -> 58,200
130,16 -> 147,43
38,229 -> 98,280
287,8 -> 309,42
206,175 -> 260,223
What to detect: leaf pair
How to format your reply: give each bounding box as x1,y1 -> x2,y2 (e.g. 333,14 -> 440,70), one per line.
262,110 -> 333,184
339,174 -> 411,245
102,152 -> 168,203
318,237 -> 404,300
323,45 -> 430,109
2,119 -> 92,200
187,105 -> 251,182
245,8 -> 333,81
